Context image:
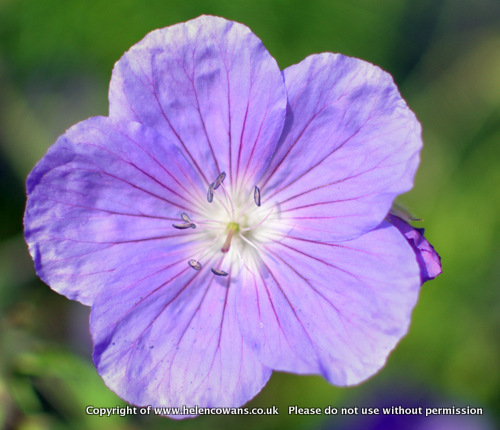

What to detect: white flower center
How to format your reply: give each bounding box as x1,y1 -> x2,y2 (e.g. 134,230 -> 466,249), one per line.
173,171 -> 282,277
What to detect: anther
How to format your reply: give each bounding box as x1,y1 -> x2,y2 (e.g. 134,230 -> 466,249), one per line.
254,185 -> 261,207
207,184 -> 214,203
188,259 -> 202,270
211,267 -> 228,277
212,171 -> 226,190
172,222 -> 196,229
181,212 -> 191,222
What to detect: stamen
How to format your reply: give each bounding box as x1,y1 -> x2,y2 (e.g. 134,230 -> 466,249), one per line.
214,193 -> 232,218
193,230 -> 228,264
188,259 -> 202,270
254,185 -> 261,207
238,232 -> 261,252
240,208 -> 274,232
212,171 -> 226,190
233,241 -> 258,279
181,212 -> 191,222
189,218 -> 225,227
172,222 -> 196,229
218,180 -> 235,218
236,187 -> 259,218
211,267 -> 228,276
207,183 -> 214,203
239,233 -> 276,265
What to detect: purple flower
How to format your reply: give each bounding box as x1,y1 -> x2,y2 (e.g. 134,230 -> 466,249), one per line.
388,213 -> 442,283
24,16 -> 441,414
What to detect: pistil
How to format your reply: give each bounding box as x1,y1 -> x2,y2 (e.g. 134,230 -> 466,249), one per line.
221,221 -> 239,253
174,174 -> 273,277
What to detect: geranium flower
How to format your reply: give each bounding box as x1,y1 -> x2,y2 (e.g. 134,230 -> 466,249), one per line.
388,213 -> 442,284
24,15 -> 441,413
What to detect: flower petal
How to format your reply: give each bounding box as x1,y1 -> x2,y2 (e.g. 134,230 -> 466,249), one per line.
388,214 -> 442,283
91,258 -> 271,414
261,54 -> 422,242
237,222 -> 421,385
109,15 -> 287,186
24,116 -> 204,305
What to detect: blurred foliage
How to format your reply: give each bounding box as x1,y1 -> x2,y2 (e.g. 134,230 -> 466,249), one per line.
1,0 -> 499,429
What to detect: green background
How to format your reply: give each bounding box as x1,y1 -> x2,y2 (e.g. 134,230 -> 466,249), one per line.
1,0 -> 499,429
